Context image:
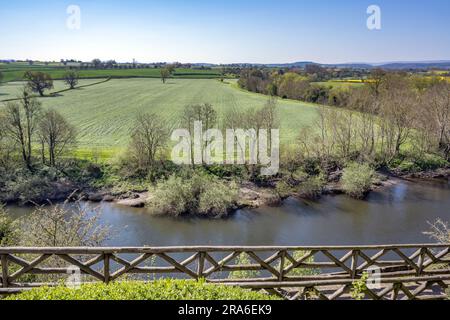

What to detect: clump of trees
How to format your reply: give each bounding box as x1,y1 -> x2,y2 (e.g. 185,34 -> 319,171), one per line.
0,88 -> 77,171
24,71 -> 54,96
297,72 -> 450,167
238,69 -> 351,107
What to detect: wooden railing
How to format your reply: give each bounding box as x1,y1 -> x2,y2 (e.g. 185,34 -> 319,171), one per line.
1,244 -> 449,300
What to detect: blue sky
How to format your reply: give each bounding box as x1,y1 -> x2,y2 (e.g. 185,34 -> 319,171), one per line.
0,0 -> 449,64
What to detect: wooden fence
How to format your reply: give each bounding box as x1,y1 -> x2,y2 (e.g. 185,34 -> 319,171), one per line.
1,244 -> 449,300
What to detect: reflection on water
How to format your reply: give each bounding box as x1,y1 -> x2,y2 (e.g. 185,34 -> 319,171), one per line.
7,178 -> 450,246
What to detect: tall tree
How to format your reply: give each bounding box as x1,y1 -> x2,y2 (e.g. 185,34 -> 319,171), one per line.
182,103 -> 217,164
129,113 -> 170,174
24,71 -> 54,97
38,109 -> 77,166
3,89 -> 42,170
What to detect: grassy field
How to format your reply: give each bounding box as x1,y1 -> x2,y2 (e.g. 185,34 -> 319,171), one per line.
0,63 -> 224,83
315,81 -> 365,89
0,78 -> 319,158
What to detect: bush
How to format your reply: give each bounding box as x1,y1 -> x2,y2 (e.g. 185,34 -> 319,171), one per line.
393,153 -> 448,173
0,205 -> 18,246
341,163 -> 375,199
5,280 -> 279,300
150,172 -> 238,217
298,174 -> 325,199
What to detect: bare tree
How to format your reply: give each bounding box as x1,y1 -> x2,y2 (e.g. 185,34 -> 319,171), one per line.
378,74 -> 417,162
3,89 -> 42,170
37,109 -> 77,166
63,70 -> 79,89
24,71 -> 54,97
0,113 -> 15,171
19,200 -> 110,247
182,103 -> 217,164
425,80 -> 450,157
129,113 -> 171,173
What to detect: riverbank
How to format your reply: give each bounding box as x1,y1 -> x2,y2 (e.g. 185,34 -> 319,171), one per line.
2,167 -> 449,217
76,167 -> 450,212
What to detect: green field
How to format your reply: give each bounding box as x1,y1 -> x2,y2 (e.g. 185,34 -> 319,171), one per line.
0,63 -> 223,83
0,78 -> 319,158
315,81 -> 365,89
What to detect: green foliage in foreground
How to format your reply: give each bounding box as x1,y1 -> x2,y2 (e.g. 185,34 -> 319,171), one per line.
341,163 -> 375,199
5,280 -> 279,301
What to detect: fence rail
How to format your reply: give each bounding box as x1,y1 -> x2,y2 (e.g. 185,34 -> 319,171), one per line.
1,244 -> 449,300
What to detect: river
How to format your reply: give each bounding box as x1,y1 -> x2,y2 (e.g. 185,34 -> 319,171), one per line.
7,178 -> 450,246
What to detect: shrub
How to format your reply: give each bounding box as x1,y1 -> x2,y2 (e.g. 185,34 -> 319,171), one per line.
0,205 -> 18,246
5,280 -> 279,300
341,163 -> 375,199
298,174 -> 325,199
395,153 -> 448,173
275,180 -> 293,199
149,172 -> 238,217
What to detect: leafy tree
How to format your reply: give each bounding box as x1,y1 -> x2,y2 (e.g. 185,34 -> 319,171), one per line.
160,68 -> 170,83
24,71 -> 54,97
63,70 -> 79,89
92,58 -> 102,68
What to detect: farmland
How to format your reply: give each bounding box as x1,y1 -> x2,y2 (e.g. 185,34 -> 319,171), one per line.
0,63 -> 224,83
0,78 -> 319,157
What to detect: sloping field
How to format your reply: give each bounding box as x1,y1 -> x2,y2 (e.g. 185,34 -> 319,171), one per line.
0,78 -> 319,156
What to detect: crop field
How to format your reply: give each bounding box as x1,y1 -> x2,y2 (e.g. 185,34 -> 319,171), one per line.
0,64 -> 223,83
315,81 -> 365,89
0,78 -> 319,158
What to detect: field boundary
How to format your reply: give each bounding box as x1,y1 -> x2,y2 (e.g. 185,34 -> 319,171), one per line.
0,77 -> 112,103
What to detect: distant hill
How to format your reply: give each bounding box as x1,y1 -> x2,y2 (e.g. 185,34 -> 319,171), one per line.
216,60 -> 450,70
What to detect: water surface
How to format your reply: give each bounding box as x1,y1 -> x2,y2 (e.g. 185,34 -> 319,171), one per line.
8,178 -> 450,246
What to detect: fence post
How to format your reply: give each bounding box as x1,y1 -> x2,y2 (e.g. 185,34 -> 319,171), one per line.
104,253 -> 110,284
1,255 -> 8,288
197,252 -> 205,279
